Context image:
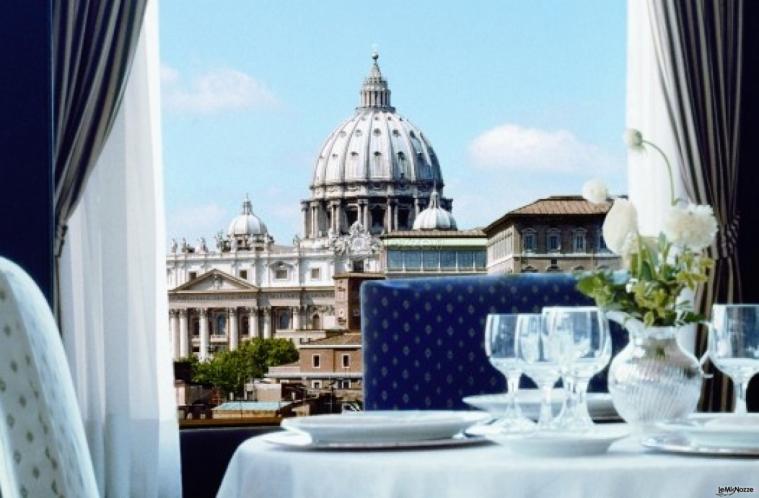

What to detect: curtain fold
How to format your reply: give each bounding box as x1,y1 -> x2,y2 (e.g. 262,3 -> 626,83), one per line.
53,0 -> 148,256
647,0 -> 745,411
59,1 -> 182,496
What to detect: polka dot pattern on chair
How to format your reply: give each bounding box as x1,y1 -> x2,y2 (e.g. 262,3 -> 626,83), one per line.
0,257 -> 99,498
360,274 -> 626,410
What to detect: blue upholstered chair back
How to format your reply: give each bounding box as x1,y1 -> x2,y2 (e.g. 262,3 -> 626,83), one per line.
361,274 -> 627,410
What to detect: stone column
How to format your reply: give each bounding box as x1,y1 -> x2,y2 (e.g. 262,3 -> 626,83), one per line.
359,201 -> 372,230
199,308 -> 209,361
311,204 -> 319,238
229,308 -> 239,351
169,310 -> 179,360
248,307 -> 258,338
414,197 -> 422,215
293,305 -> 302,330
393,203 -> 399,231
179,309 -> 189,358
301,203 -> 309,240
263,308 -> 272,339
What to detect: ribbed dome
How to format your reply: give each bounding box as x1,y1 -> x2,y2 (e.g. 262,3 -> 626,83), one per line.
227,196 -> 267,237
413,191 -> 457,231
310,53 -> 443,195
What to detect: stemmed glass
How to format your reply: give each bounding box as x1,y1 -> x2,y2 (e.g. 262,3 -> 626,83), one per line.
484,313 -> 536,433
542,306 -> 611,431
516,313 -> 561,430
709,304 -> 759,413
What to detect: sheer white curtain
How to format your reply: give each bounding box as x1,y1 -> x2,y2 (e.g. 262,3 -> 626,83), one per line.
625,0 -> 689,235
59,1 -> 181,497
625,0 -> 695,352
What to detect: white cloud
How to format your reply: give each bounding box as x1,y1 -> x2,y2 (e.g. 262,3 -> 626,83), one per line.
161,64 -> 277,114
468,123 -> 612,173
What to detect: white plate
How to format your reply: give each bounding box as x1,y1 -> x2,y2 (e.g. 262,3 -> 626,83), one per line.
281,411 -> 489,444
489,425 -> 630,457
657,414 -> 759,449
463,390 -> 618,421
642,432 -> 759,457
264,430 -> 490,450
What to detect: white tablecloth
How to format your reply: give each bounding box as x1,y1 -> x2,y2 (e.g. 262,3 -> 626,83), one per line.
217,427 -> 759,498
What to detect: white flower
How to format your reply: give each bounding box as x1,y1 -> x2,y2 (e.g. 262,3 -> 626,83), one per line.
603,198 -> 639,256
582,179 -> 609,205
624,128 -> 644,150
663,203 -> 718,251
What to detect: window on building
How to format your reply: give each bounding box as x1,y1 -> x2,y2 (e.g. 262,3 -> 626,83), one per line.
311,314 -> 321,330
188,271 -> 197,281
342,354 -> 350,368
457,251 -> 474,270
404,250 -> 421,270
352,259 -> 365,272
340,380 -> 351,389
523,231 -> 536,252
310,267 -> 321,279
422,250 -> 439,270
597,230 -> 608,252
277,311 -> 290,330
474,250 -> 486,269
239,269 -> 248,280
214,314 -> 226,336
387,250 -> 403,270
312,354 -> 321,368
573,232 -> 586,253
547,231 -> 561,252
440,250 -> 456,270
312,380 -> 322,389
274,268 -> 288,280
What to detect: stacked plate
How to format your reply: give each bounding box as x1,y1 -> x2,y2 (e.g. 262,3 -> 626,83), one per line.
644,413 -> 759,456
266,410 -> 490,450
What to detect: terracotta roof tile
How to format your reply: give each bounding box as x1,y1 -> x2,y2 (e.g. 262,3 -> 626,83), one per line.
302,333 -> 362,346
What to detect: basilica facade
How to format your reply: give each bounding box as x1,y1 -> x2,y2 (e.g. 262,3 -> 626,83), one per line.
166,52 -> 461,362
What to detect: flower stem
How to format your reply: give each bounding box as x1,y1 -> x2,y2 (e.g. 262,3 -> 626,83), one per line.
642,139 -> 676,206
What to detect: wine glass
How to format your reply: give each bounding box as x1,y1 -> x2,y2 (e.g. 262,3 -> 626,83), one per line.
542,306 -> 611,431
484,313 -> 535,433
709,304 -> 759,413
516,313 -> 561,430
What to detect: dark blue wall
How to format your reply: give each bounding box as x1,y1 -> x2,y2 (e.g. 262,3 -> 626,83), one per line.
0,1 -> 54,302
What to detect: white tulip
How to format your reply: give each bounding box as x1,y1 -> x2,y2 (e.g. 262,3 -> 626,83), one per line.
663,203 -> 718,251
582,179 -> 609,205
624,128 -> 644,150
603,199 -> 639,256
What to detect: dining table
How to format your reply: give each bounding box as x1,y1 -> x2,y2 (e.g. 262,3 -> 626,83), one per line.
216,423 -> 759,498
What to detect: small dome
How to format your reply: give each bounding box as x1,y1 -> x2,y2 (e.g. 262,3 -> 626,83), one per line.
227,196 -> 267,237
413,191 -> 457,231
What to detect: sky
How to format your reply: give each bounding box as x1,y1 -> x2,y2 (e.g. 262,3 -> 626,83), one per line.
159,0 -> 628,244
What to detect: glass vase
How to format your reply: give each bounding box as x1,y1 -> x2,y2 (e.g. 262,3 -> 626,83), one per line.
607,312 -> 703,431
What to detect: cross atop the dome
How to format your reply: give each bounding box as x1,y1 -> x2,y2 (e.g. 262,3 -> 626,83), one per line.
371,45 -> 379,62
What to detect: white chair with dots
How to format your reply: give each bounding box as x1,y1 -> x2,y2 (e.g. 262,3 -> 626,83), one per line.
0,257 -> 99,498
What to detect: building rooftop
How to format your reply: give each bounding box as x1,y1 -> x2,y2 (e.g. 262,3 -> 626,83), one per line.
485,195 -> 611,232
381,228 -> 485,238
301,333 -> 362,347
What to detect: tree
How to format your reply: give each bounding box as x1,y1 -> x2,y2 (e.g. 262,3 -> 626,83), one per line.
191,338 -> 298,398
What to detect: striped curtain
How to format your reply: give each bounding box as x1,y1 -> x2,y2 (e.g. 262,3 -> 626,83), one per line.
647,0 -> 745,411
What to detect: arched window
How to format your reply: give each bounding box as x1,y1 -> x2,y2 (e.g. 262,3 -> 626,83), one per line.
277,311 -> 290,330
311,314 -> 321,330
